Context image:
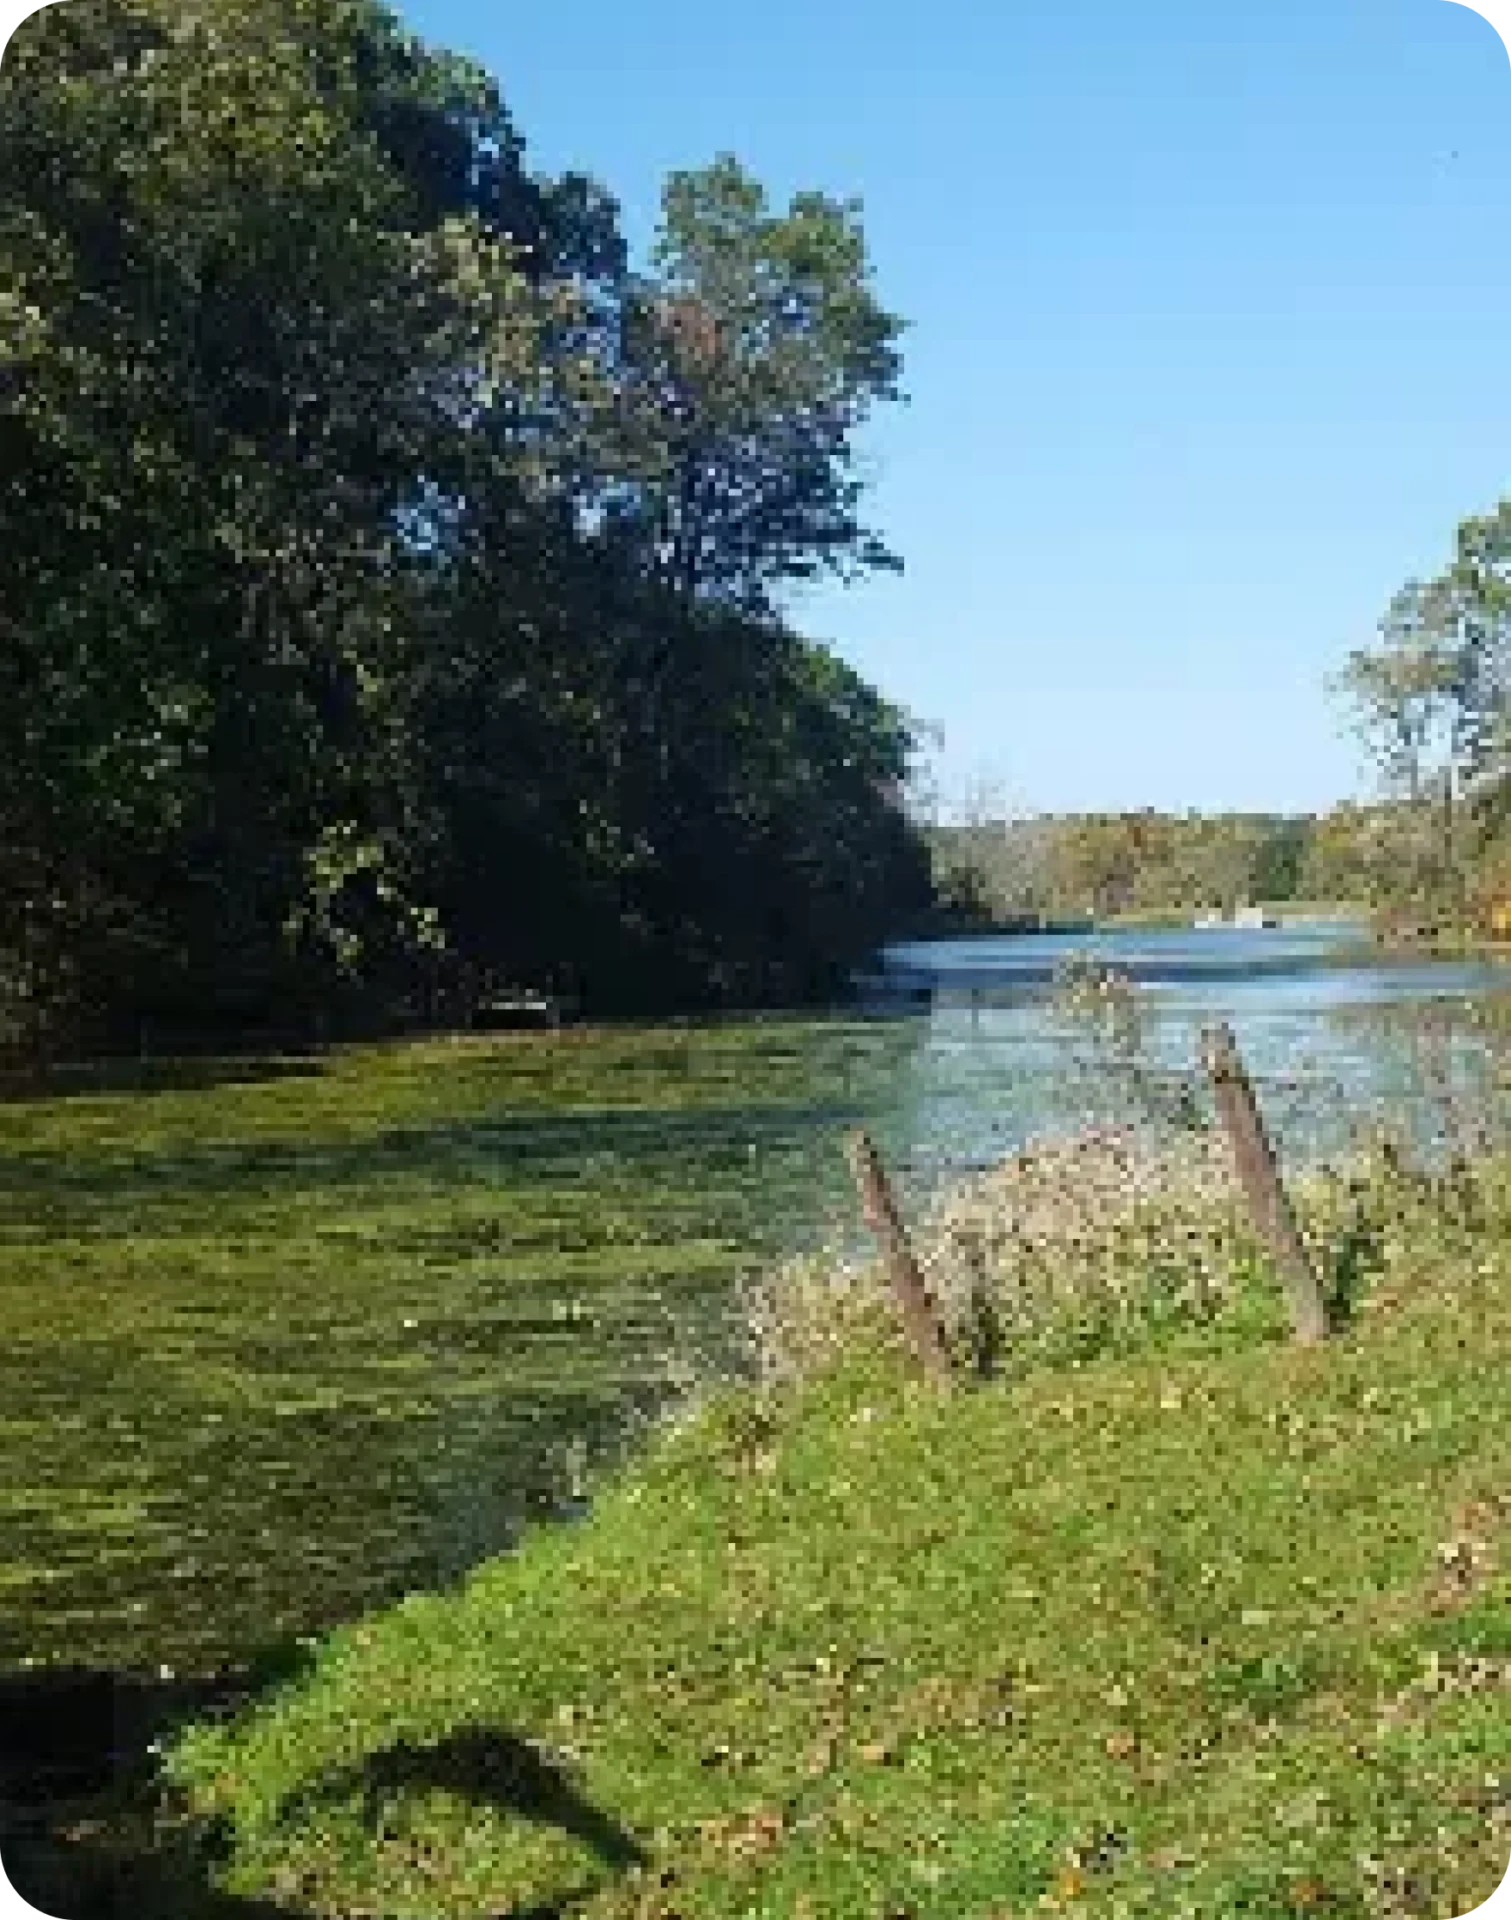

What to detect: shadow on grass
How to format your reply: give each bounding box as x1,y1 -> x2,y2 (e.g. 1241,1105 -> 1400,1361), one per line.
0,1659 -> 638,1918
1,1816 -> 296,1920
0,1662 -> 304,1805
305,1725 -> 649,1872
0,1649 -> 314,1920
0,1053 -> 328,1105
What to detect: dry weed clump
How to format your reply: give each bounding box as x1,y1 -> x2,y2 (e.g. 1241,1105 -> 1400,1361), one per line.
736,981 -> 1511,1388
735,1244 -> 899,1387
738,1125 -> 1252,1385
922,1123 -> 1241,1337
738,1116 -> 1511,1387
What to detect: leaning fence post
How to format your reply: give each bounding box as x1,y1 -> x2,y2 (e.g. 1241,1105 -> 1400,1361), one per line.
845,1130 -> 955,1387
1199,1022 -> 1329,1345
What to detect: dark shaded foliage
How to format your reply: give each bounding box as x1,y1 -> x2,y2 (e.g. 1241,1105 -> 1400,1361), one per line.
0,0 -> 930,1061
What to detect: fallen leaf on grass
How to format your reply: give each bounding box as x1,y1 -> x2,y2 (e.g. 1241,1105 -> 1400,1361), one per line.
725,1806 -> 784,1861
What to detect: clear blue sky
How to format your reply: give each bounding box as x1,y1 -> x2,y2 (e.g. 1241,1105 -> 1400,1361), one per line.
397,0 -> 1511,818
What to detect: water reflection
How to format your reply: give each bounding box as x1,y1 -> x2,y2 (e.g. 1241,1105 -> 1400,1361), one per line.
865,924 -> 1511,1191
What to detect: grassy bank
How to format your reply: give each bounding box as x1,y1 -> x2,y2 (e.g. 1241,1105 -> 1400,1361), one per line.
149,1144 -> 1511,1919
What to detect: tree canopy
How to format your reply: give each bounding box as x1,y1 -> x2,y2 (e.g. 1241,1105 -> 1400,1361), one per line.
1331,501 -> 1511,930
0,0 -> 930,1057
923,809 -> 1316,926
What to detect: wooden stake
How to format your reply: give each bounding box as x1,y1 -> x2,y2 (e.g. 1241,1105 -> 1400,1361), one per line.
845,1130 -> 955,1387
1200,1022 -> 1329,1345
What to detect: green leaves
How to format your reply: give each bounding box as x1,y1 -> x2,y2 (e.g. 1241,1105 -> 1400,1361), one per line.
1326,497 -> 1511,927
1,3 -> 926,1051
601,153 -> 906,611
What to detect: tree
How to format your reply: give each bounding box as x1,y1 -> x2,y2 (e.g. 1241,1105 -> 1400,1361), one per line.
1332,504 -> 1511,923
1425,506 -> 1511,806
598,155 -> 905,613
2,0 -> 536,1037
0,0 -> 932,1052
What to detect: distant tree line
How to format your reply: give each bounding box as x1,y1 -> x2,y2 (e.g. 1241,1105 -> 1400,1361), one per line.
928,793 -> 1511,937
928,490 -> 1511,939
0,0 -> 934,1058
924,793 -> 1511,932
924,810 -> 1317,926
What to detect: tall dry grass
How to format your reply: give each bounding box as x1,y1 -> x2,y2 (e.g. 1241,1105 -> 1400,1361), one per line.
736,967 -> 1511,1388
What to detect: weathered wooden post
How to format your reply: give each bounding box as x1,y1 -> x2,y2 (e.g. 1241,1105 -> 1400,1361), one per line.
1199,1022 -> 1329,1345
845,1130 -> 955,1388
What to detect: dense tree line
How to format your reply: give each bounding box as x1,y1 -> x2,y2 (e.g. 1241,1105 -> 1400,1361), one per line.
0,0 -> 933,1057
929,484 -> 1511,939
927,792 -> 1511,935
925,809 -> 1317,925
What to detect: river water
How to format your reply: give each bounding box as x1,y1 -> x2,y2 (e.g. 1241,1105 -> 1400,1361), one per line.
2,919 -> 1508,1680
861,920 -> 1511,1187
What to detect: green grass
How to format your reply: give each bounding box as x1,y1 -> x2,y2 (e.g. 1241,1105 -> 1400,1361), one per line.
157,1165 -> 1511,1919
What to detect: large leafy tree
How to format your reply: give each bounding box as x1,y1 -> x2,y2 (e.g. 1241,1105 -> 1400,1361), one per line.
1,3 -> 931,1052
1,0 -> 542,1039
597,155 -> 905,613
1333,503 -> 1511,923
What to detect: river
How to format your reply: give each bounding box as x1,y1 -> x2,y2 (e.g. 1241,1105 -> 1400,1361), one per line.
1,918 -> 1508,1680
863,919 -> 1511,1184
